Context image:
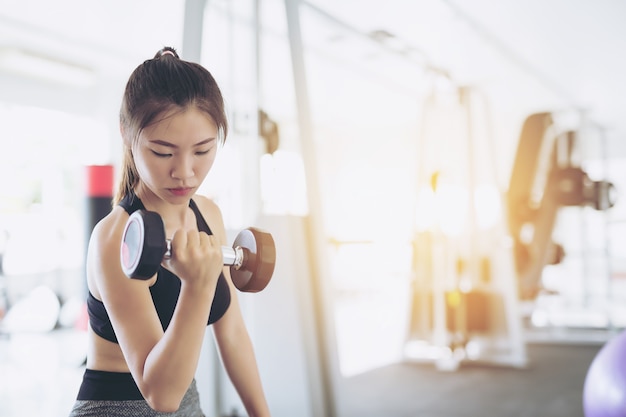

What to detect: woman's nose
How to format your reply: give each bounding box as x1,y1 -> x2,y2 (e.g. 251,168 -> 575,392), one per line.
171,155 -> 194,179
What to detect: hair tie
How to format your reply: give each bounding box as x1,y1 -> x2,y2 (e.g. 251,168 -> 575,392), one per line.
155,47 -> 179,59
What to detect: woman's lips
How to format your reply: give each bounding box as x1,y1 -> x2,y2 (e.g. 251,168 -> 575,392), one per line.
169,187 -> 193,197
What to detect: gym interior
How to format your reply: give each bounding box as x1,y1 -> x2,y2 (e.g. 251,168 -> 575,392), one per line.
1,1 -> 625,416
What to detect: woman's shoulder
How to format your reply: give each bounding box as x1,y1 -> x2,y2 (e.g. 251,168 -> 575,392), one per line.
191,194 -> 226,238
89,206 -> 130,253
86,206 -> 137,297
94,204 -> 129,232
192,194 -> 222,219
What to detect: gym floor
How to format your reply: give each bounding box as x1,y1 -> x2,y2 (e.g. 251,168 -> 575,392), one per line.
0,327 -> 602,417
341,341 -> 601,417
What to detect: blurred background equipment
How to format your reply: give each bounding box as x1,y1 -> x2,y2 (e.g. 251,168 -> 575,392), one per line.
406,85 -> 526,371
507,112 -> 617,300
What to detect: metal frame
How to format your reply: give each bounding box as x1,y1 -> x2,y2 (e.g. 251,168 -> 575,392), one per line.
284,1 -> 339,416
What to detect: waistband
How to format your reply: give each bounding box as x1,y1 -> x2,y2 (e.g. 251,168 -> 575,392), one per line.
77,369 -> 143,401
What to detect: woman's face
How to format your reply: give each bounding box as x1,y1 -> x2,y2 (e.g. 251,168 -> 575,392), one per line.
133,106 -> 219,205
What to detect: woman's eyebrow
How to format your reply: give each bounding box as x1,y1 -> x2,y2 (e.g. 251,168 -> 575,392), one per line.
149,138 -> 216,147
194,138 -> 216,146
149,139 -> 176,148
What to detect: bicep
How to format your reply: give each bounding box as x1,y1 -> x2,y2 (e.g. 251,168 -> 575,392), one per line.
89,221 -> 164,375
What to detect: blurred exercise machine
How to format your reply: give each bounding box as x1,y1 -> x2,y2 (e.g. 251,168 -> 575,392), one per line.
405,110 -> 617,370
507,112 -> 616,300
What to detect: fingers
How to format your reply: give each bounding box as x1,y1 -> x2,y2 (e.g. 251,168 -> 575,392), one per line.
166,230 -> 223,285
197,231 -> 214,252
170,229 -> 188,255
171,230 -> 214,259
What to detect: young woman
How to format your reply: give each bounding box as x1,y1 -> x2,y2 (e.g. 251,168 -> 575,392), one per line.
69,47 -> 271,417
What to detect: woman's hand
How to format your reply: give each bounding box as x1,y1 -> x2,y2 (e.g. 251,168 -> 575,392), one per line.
163,230 -> 223,290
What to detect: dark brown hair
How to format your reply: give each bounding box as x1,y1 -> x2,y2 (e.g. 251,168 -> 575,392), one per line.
115,46 -> 228,204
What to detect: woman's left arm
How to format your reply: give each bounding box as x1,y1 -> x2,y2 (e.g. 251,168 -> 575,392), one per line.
196,196 -> 271,417
213,291 -> 271,417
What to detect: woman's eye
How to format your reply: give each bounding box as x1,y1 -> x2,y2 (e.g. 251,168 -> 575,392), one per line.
196,149 -> 212,155
151,150 -> 172,157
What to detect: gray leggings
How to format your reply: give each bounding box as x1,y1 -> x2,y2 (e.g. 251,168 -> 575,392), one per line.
69,376 -> 205,417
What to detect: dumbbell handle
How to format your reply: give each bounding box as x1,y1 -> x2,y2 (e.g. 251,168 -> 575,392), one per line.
164,240 -> 245,270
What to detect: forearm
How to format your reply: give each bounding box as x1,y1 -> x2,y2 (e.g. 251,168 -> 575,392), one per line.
218,326 -> 271,417
142,284 -> 215,410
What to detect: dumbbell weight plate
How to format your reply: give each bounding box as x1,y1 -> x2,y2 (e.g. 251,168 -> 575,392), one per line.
120,210 -> 168,279
231,228 -> 276,293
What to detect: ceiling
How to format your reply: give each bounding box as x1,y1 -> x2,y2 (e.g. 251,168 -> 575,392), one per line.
308,0 -> 626,127
303,0 -> 626,155
1,0 -> 625,154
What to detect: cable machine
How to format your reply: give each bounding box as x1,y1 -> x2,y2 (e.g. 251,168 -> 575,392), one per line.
405,84 -> 527,370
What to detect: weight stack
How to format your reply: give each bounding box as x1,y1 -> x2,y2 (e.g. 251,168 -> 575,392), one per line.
84,165 -> 114,293
86,165 -> 114,231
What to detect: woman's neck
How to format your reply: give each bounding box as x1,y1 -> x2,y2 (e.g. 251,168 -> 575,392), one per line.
134,183 -> 192,229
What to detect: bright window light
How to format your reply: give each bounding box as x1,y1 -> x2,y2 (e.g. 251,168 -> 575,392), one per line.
260,150 -> 308,216
0,103 -> 105,274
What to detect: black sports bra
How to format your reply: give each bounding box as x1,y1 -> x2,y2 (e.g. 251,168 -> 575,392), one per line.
87,193 -> 231,344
